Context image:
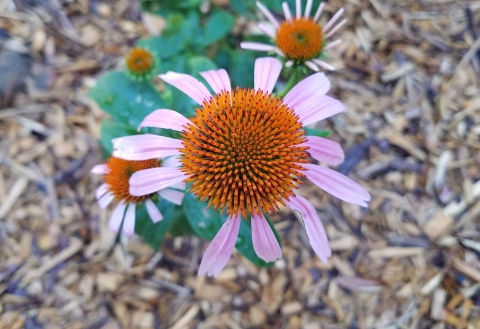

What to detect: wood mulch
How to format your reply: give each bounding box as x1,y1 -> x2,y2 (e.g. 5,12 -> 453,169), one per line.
0,0 -> 479,328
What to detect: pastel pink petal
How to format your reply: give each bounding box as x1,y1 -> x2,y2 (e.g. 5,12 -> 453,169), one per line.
113,134 -> 182,161
256,1 -> 279,28
258,22 -> 276,38
98,192 -> 114,209
323,7 -> 345,32
305,60 -> 320,71
96,183 -> 109,201
285,194 -> 331,263
324,39 -> 342,50
254,57 -> 282,94
161,156 -> 182,168
313,59 -> 336,71
303,136 -> 345,166
251,213 -> 282,262
158,189 -> 185,205
91,164 -> 107,174
129,167 -> 187,196
313,2 -> 324,22
138,109 -> 190,131
145,199 -> 163,223
284,73 -> 330,109
109,202 -> 126,232
200,69 -> 231,94
159,72 -> 211,105
304,163 -> 371,206
198,214 -> 241,277
296,95 -> 346,126
240,42 -> 284,57
123,204 -> 136,237
304,0 -> 313,17
170,181 -> 187,190
282,2 -> 293,21
325,19 -> 347,38
296,0 -> 301,19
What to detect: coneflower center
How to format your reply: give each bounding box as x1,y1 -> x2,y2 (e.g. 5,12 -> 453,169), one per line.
180,88 -> 309,219
104,157 -> 160,203
126,48 -> 154,74
275,18 -> 323,62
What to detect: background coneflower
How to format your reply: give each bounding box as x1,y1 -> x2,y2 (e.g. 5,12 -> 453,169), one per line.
125,47 -> 159,81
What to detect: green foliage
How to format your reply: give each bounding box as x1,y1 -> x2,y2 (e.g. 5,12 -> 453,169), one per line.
182,193 -> 280,267
202,9 -> 235,47
304,127 -> 332,138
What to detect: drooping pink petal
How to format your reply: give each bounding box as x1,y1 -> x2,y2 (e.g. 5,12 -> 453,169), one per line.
158,189 -> 185,205
109,202 -> 126,232
112,134 -> 182,161
256,1 -> 279,28
129,167 -> 187,196
200,69 -> 231,94
91,164 -> 107,175
301,95 -> 346,125
313,59 -> 336,71
285,194 -> 331,263
170,181 -> 187,190
145,199 -> 163,223
304,163 -> 371,206
323,7 -> 345,32
305,60 -> 320,71
159,72 -> 211,105
98,191 -> 114,209
324,39 -> 342,50
254,57 -> 282,94
304,0 -> 313,17
282,2 -> 292,21
96,183 -> 108,201
251,212 -> 282,262
296,0 -> 301,19
123,204 -> 136,237
198,214 -> 241,277
161,156 -> 182,168
284,73 -> 330,109
303,136 -> 345,166
258,22 -> 276,38
325,18 -> 347,38
240,42 -> 285,57
138,109 -> 190,131
313,2 -> 324,21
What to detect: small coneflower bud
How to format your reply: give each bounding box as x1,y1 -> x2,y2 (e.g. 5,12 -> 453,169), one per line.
125,47 -> 159,81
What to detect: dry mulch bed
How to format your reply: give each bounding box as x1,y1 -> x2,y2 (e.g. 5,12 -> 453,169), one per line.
0,0 -> 480,328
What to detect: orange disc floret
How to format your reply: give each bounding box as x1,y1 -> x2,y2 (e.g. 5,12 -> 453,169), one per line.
180,88 -> 309,219
126,48 -> 155,74
275,18 -> 323,62
104,157 -> 160,203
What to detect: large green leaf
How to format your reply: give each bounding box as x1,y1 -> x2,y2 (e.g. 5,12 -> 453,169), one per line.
135,198 -> 186,250
88,71 -> 165,128
137,35 -> 185,60
182,193 -> 281,267
202,9 -> 235,47
229,51 -> 257,88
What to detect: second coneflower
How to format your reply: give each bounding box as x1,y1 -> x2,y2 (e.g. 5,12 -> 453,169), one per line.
240,0 -> 346,71
125,47 -> 159,81
113,57 -> 370,277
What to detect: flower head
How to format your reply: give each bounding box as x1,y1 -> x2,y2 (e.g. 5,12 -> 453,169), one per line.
92,156 -> 185,236
113,57 -> 370,276
125,47 -> 159,81
241,0 -> 346,71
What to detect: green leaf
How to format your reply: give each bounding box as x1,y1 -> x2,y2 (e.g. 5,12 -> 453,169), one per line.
188,56 -> 217,77
303,127 -> 331,138
202,9 -> 234,47
229,51 -> 257,88
135,198 -> 185,250
88,71 -> 165,128
99,119 -> 138,155
182,193 -> 281,267
137,35 -> 185,59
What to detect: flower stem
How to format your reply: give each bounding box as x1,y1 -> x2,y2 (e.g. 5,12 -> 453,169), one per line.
277,68 -> 302,98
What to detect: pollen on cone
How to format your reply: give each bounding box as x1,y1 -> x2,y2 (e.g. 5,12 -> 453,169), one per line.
180,88 -> 309,219
275,18 -> 323,62
104,157 -> 160,203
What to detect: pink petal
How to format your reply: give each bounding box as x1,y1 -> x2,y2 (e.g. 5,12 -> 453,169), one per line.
129,167 -> 187,196
324,39 -> 342,50
138,109 -> 190,131
200,69 -> 231,94
325,18 -> 347,38
304,163 -> 371,206
161,156 -> 182,168
296,0 -> 301,19
170,181 -> 187,190
303,136 -> 345,166
323,7 -> 345,32
285,194 -> 331,263
113,134 -> 182,161
240,42 -> 284,57
145,199 -> 163,223
109,202 -> 126,232
305,60 -> 320,71
304,0 -> 313,17
300,95 -> 346,125
123,204 -> 136,237
158,189 -> 185,205
251,212 -> 282,262
313,59 -> 336,71
284,73 -> 330,109
198,214 -> 241,277
313,2 -> 324,21
258,22 -> 276,38
159,72 -> 211,105
98,192 -> 114,209
91,164 -> 107,174
256,1 -> 279,28
96,183 -> 109,201
282,2 -> 292,21
254,57 -> 282,94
